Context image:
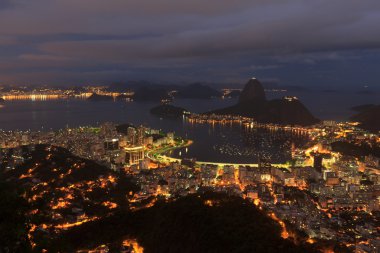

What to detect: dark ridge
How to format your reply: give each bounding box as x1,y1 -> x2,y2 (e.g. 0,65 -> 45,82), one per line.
133,86 -> 170,102
331,141 -> 380,158
210,78 -> 319,126
132,83 -> 221,101
87,93 -> 113,101
150,104 -> 188,118
350,104 -> 380,132
176,83 -> 222,99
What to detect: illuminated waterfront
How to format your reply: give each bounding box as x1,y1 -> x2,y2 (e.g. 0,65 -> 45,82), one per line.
1,93 -> 91,101
0,94 -> 377,165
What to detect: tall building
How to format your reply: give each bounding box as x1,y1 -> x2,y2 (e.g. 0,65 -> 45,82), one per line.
125,146 -> 144,166
127,127 -> 137,145
313,153 -> 323,172
137,126 -> 145,145
104,138 -> 119,151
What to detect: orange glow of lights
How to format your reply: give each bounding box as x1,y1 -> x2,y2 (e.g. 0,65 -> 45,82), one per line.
102,201 -> 118,209
55,217 -> 98,230
122,239 -> 144,253
270,212 -> 289,239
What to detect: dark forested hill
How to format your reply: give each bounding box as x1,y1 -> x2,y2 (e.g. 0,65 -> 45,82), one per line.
48,192 -> 320,253
350,104 -> 380,132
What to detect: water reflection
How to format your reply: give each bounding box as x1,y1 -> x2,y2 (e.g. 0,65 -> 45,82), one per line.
169,122 -> 310,164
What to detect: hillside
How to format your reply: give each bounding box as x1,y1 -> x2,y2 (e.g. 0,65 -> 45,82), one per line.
0,145 -> 139,251
211,78 -> 319,126
350,104 -> 380,132
48,192 -> 320,253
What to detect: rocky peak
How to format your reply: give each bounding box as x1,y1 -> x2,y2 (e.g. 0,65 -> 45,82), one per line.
239,78 -> 266,103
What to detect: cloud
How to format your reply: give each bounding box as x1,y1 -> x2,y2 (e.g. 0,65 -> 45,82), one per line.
0,0 -> 379,85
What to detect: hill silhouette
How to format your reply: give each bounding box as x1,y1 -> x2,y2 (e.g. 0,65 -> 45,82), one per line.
87,93 -> 113,101
150,104 -> 188,118
48,192 -> 320,253
211,78 -> 319,126
350,104 -> 380,132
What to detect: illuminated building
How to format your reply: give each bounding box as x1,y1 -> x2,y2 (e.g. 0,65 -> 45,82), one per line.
127,127 -> 137,145
137,127 -> 145,145
104,138 -> 119,151
125,146 -> 144,166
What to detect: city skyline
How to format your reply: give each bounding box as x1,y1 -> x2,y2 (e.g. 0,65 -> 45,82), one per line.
1,2 -> 380,253
0,1 -> 379,89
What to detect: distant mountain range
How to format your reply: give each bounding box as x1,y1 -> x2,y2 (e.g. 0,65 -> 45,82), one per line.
350,104 -> 380,132
84,82 -> 221,102
210,78 -> 319,126
132,82 -> 221,101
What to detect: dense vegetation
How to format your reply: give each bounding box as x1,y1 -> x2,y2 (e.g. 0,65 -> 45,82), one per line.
0,180 -> 31,252
47,192 -> 320,253
331,141 -> 380,158
350,104 -> 380,132
1,145 -> 139,252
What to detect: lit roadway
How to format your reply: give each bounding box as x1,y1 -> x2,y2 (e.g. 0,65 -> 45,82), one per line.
146,140 -> 290,168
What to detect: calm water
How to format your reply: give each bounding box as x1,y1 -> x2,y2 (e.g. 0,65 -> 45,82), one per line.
0,91 -> 378,163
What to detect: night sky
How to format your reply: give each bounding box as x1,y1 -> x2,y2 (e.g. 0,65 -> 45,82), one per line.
0,1 -> 379,89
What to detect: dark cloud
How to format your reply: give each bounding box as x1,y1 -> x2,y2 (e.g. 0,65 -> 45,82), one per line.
0,0 -> 379,87
0,0 -> 13,10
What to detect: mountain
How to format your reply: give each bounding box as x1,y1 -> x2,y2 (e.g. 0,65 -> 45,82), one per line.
132,83 -> 222,101
176,83 -> 221,99
350,104 -> 380,132
150,104 -> 189,118
133,86 -> 170,101
211,78 -> 319,126
47,192 -> 321,253
239,78 -> 266,103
